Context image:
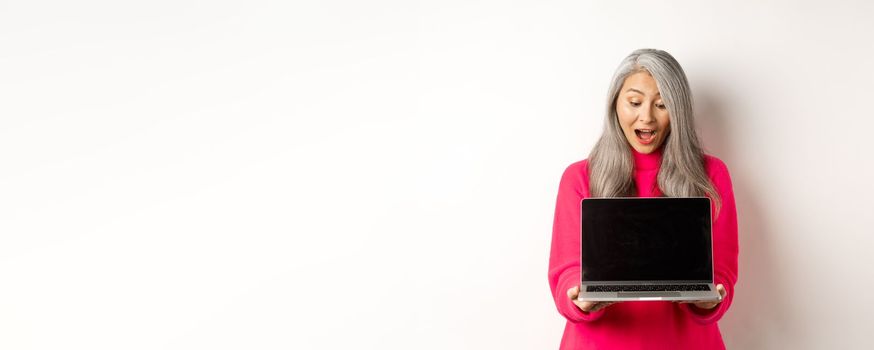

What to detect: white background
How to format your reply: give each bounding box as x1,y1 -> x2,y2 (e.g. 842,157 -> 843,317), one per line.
1,1 -> 872,349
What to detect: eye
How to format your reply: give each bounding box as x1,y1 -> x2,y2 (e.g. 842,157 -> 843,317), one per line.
630,102 -> 641,107
656,104 -> 666,109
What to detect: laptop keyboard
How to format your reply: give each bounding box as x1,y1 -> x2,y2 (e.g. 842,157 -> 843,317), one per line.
586,284 -> 710,292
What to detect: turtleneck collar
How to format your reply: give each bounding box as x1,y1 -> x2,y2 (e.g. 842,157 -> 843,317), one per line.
631,146 -> 663,171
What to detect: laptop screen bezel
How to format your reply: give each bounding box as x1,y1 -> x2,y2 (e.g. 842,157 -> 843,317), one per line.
579,197 -> 715,284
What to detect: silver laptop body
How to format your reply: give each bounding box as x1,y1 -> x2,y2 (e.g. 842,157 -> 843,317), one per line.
577,197 -> 722,302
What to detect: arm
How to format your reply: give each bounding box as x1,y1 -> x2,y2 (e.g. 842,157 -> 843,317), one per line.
679,159 -> 740,325
547,161 -> 607,322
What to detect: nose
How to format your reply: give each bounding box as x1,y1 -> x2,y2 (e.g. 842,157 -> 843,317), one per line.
637,107 -> 655,123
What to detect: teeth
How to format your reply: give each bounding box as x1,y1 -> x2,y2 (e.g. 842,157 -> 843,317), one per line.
635,129 -> 656,140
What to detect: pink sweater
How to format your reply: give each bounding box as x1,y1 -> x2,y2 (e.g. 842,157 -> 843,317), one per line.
547,146 -> 739,349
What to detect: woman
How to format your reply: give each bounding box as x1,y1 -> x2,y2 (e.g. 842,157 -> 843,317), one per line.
547,49 -> 739,349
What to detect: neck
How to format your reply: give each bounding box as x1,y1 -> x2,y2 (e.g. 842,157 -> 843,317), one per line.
631,146 -> 663,171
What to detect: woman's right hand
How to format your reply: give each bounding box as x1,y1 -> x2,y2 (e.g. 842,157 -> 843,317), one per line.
567,285 -> 618,313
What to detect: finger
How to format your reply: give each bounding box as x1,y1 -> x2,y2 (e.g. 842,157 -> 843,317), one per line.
588,302 -> 604,312
716,284 -> 727,298
695,299 -> 720,308
697,302 -> 717,309
573,300 -> 595,312
589,301 -> 615,313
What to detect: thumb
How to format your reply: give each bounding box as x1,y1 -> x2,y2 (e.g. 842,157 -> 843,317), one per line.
567,285 -> 580,299
717,284 -> 727,299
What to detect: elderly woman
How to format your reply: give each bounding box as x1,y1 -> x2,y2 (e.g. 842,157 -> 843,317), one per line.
548,48 -> 739,349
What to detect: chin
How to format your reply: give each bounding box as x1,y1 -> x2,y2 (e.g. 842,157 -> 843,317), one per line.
632,143 -> 662,153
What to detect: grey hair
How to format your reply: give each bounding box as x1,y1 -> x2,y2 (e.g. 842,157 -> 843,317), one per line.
587,48 -> 722,215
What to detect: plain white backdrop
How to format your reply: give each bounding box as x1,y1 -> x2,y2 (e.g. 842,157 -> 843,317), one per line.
1,0 -> 872,349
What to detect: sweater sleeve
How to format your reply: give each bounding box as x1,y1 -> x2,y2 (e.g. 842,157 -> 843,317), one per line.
547,161 -> 607,322
679,158 -> 740,325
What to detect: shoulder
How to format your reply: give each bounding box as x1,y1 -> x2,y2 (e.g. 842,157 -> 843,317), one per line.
558,159 -> 590,196
703,154 -> 730,177
565,159 -> 589,173
561,159 -> 589,181
702,154 -> 734,188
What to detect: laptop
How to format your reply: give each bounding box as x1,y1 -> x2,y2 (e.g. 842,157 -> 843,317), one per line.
576,197 -> 723,302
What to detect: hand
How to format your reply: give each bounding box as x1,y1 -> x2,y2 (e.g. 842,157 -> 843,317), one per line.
673,284 -> 727,310
567,285 -> 618,313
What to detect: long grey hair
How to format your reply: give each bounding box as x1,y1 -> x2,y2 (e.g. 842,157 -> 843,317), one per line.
587,48 -> 722,215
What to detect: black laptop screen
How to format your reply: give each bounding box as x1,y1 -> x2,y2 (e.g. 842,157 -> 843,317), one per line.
580,197 -> 713,282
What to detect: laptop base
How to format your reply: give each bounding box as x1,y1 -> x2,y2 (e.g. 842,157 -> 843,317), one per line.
577,283 -> 722,302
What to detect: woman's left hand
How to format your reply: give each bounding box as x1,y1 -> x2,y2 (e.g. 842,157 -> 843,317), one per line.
673,284 -> 727,310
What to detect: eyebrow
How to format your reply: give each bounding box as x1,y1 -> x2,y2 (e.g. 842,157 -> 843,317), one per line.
626,88 -> 660,96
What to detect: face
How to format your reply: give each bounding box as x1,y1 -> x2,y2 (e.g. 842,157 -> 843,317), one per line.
615,71 -> 671,154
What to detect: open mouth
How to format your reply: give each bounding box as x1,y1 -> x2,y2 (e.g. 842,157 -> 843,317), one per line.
634,129 -> 657,144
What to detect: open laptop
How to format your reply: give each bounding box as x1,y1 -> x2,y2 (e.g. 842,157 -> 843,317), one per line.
576,197 -> 722,302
